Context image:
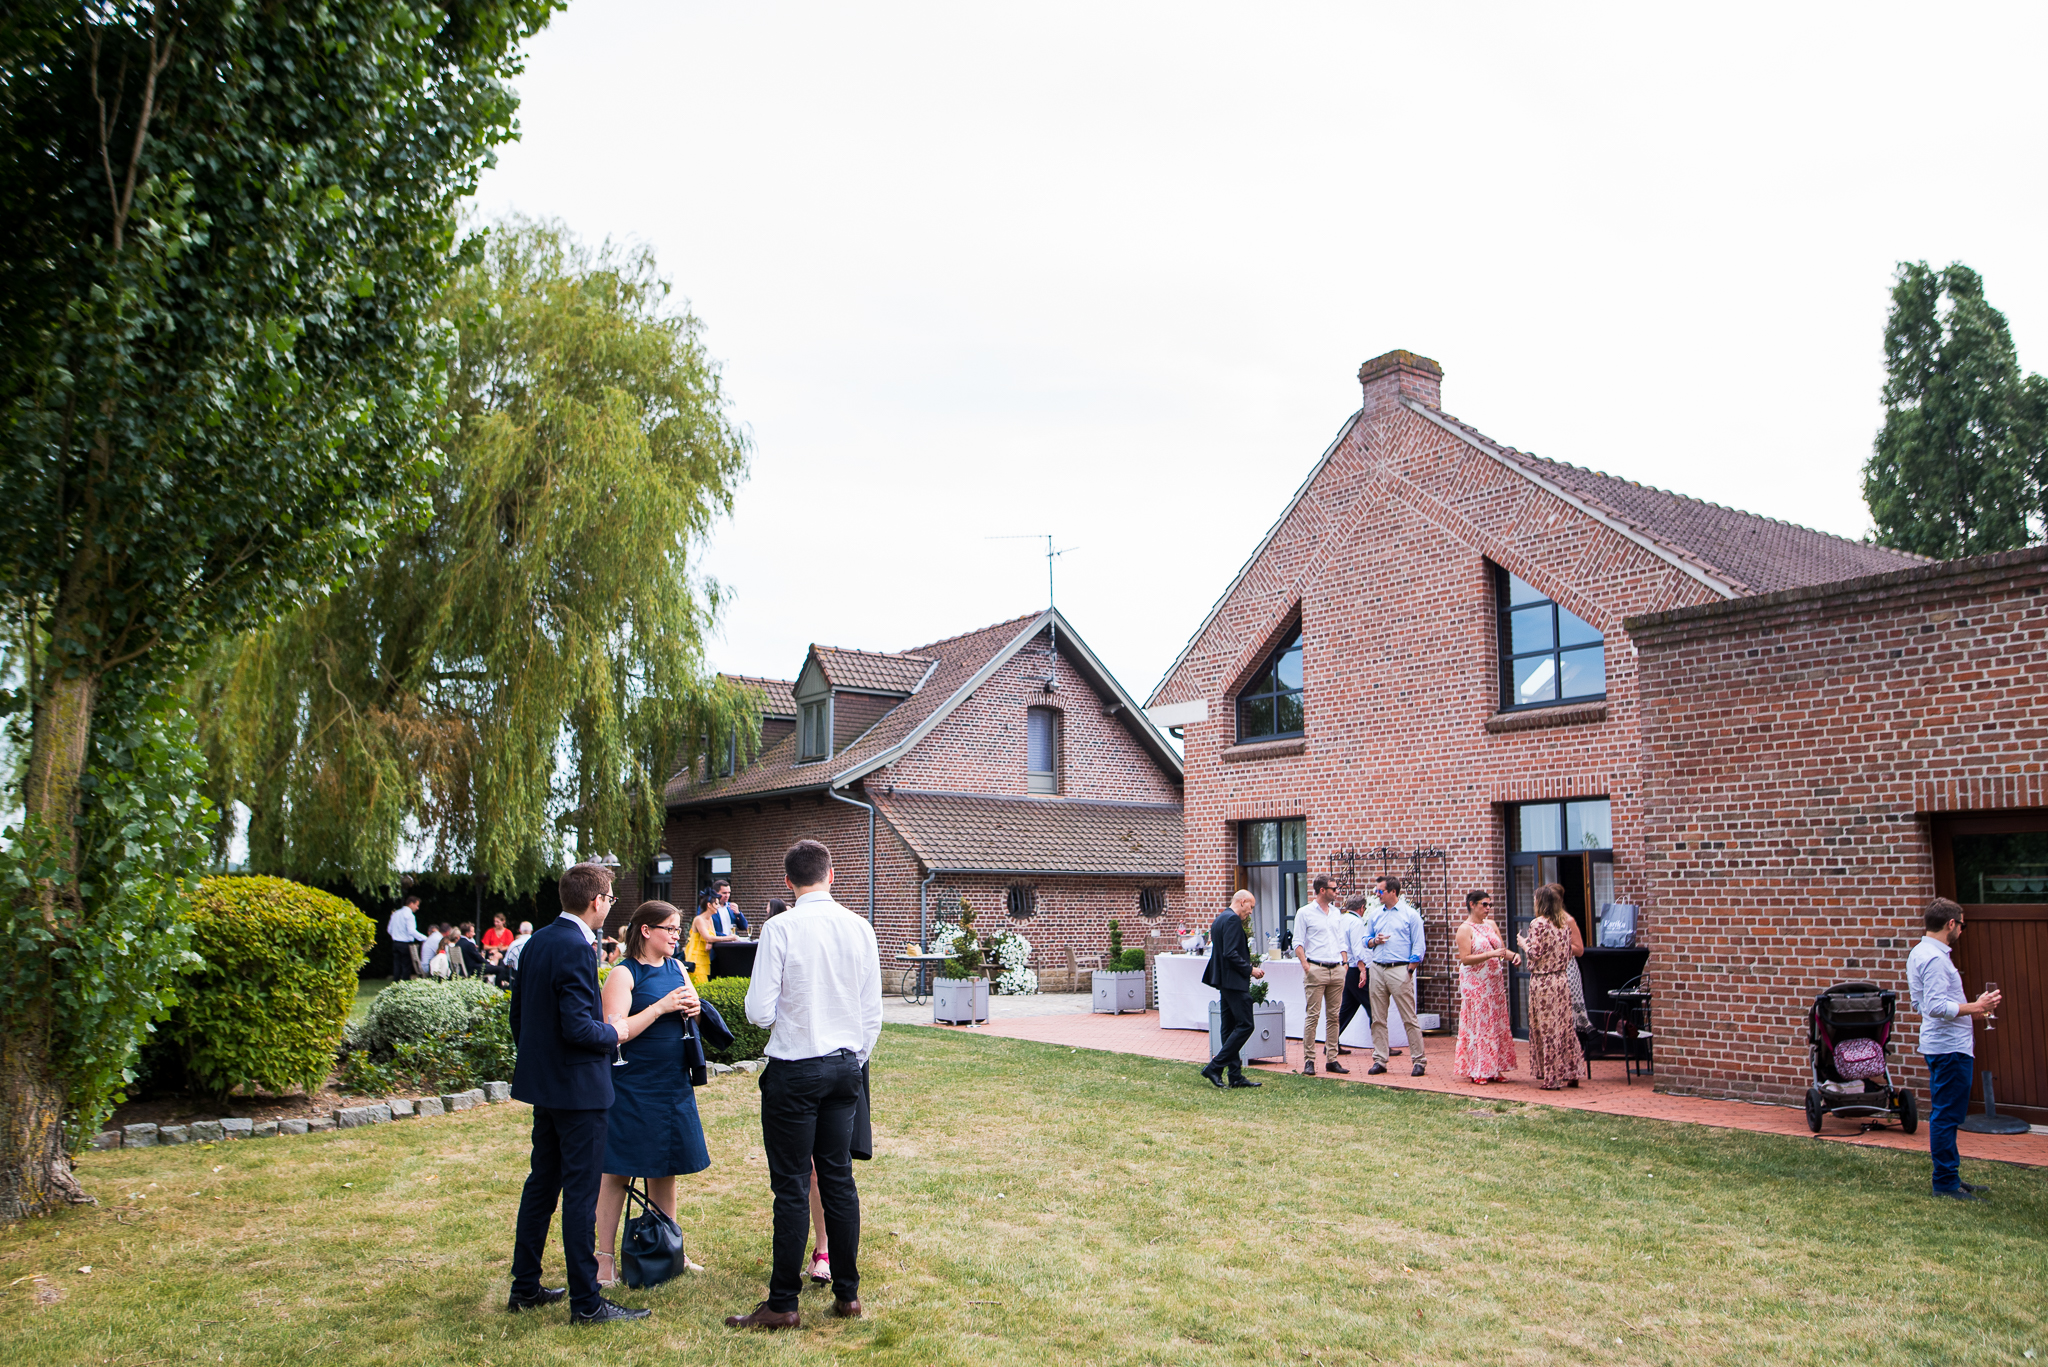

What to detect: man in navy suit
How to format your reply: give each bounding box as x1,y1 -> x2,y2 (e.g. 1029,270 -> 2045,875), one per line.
506,862 -> 649,1324
1200,890 -> 1266,1089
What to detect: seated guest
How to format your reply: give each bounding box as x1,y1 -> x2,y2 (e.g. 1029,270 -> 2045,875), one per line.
482,912 -> 516,953
420,921 -> 445,978
601,937 -> 625,968
453,923 -> 485,977
595,901 -> 726,1286
505,921 -> 534,971
428,937 -> 453,979
482,947 -> 512,989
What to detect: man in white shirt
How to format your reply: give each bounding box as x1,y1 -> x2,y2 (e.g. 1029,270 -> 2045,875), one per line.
419,923 -> 445,979
386,893 -> 426,980
1906,898 -> 2001,1201
727,839 -> 882,1332
504,922 -> 534,971
1292,875 -> 1350,1076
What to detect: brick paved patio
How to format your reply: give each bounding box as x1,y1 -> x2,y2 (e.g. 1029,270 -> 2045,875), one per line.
914,1009 -> 2048,1168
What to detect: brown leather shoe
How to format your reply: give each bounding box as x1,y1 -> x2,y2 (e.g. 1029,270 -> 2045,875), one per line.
724,1302 -> 800,1331
832,1298 -> 863,1318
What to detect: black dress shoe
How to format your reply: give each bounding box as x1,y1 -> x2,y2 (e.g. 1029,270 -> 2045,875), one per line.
1325,1059 -> 1350,1074
1411,1062 -> 1426,1077
1931,1188 -> 1981,1202
573,1297 -> 652,1324
1962,1182 -> 1991,1195
1300,1060 -> 1315,1076
1228,1072 -> 1262,1088
1336,1046 -> 1350,1056
726,1302 -> 802,1330
1200,1062 -> 1226,1089
1367,1062 -> 1388,1075
507,1286 -> 567,1312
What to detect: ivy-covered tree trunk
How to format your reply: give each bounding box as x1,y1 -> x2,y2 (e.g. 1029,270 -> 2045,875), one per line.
0,1002 -> 85,1217
0,1 -> 561,1216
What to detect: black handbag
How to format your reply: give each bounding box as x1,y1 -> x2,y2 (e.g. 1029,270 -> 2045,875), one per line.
618,1177 -> 687,1289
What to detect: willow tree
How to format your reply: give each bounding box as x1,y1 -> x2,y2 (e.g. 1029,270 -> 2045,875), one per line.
0,0 -> 559,1219
194,219 -> 756,895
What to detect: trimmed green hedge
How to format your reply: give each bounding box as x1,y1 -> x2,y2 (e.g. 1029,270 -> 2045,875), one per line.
699,976 -> 768,1064
341,977 -> 512,1095
167,876 -> 374,1097
352,977 -> 505,1054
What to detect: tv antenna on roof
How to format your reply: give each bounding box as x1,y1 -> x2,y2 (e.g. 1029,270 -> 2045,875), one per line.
988,533 -> 1077,685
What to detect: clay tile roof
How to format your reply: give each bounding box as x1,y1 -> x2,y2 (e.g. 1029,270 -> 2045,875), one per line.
872,790 -> 1183,877
722,673 -> 796,719
1417,403 -> 1929,596
812,646 -> 935,695
668,612 -> 1045,805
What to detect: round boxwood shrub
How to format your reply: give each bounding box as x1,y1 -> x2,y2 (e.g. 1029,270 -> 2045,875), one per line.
354,976 -> 505,1055
698,976 -> 769,1065
166,876 -> 375,1097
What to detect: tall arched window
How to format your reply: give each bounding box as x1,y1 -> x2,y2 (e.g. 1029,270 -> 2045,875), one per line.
1236,628 -> 1304,742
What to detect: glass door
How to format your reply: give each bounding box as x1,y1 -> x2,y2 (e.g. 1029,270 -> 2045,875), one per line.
1238,819 -> 1307,956
1505,799 -> 1613,1036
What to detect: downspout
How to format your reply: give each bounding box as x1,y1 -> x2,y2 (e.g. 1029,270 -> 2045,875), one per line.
919,866 -> 938,953
827,783 -> 876,925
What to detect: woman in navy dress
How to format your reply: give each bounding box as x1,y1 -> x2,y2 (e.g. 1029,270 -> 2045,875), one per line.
594,901 -> 713,1286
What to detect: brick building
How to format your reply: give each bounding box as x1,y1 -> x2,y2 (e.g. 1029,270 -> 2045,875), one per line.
1145,349 -> 1921,1039
1629,546 -> 2048,1121
656,610 -> 1187,988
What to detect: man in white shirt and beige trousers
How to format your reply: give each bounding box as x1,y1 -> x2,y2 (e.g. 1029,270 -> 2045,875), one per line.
1293,875 -> 1350,1076
728,839 -> 883,1330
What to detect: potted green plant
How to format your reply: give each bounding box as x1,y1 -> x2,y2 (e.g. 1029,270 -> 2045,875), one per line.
933,897 -> 990,1025
1091,919 -> 1150,1014
1208,975 -> 1288,1063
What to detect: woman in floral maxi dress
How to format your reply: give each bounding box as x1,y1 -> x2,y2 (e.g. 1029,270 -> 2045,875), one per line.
1454,890 -> 1518,1083
1523,883 -> 1585,1090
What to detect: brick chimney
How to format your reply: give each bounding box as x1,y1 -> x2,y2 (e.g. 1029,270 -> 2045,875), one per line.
1358,349 -> 1442,414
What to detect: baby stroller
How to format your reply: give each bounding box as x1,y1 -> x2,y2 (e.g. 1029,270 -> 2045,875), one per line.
1805,982 -> 1917,1134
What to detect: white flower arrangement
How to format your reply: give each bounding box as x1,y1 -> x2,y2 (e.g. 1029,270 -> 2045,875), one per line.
996,966 -> 1039,996
991,930 -> 1032,971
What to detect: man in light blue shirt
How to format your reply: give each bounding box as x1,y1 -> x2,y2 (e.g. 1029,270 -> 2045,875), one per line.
1364,876 -> 1427,1076
1906,899 -> 2001,1200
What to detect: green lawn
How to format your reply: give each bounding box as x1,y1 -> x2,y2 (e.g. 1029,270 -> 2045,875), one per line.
3,1025 -> 2041,1365
350,977 -> 387,1025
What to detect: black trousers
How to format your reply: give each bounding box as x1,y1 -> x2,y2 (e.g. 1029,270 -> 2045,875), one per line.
1210,988 -> 1253,1072
391,942 -> 418,980
759,1052 -> 862,1311
1338,965 -> 1372,1034
510,1105 -> 608,1315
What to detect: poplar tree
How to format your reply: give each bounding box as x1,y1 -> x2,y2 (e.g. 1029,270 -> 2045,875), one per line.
0,0 -> 559,1218
192,219 -> 756,895
1863,261 -> 2048,558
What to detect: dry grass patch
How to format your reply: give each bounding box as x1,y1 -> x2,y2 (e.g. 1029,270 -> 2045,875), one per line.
0,1026 -> 2040,1365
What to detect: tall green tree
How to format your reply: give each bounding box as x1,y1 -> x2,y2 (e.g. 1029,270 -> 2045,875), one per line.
0,0 -> 559,1218
193,219 -> 755,896
1863,261 -> 2048,558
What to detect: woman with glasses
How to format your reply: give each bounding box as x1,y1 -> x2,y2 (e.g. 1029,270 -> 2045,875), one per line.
1453,889 -> 1518,1084
593,900 -> 714,1286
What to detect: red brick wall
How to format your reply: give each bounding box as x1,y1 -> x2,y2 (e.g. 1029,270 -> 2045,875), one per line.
877,625 -> 1180,805
1153,366 -> 1724,1023
1629,547 -> 2048,1105
918,874 -> 1188,975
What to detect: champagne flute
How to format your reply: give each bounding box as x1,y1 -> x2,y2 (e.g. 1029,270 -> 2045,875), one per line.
1983,981 -> 1998,1032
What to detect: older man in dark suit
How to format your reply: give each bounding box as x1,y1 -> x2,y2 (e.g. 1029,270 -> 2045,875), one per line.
506,862 -> 649,1325
1199,889 -> 1267,1089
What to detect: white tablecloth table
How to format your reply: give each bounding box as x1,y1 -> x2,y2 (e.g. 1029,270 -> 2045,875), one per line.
1152,954 -> 1400,1047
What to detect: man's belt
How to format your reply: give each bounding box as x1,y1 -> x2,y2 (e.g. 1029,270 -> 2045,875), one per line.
1307,959 -> 1342,968
1372,961 -> 1410,968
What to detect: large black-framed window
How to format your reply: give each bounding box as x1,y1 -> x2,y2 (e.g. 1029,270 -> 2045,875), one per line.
1236,628 -> 1304,742
1504,797 -> 1614,1035
1494,566 -> 1604,711
1237,817 -> 1306,955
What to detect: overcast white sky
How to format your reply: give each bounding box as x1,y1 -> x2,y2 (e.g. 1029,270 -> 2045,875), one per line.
472,2 -> 2048,704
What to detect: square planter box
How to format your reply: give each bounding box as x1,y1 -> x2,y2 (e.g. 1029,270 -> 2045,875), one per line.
1092,969 -> 1149,1014
933,976 -> 989,1025
1209,999 -> 1289,1063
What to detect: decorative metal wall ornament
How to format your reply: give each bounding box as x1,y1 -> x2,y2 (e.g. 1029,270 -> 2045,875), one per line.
1324,843 -> 1454,1024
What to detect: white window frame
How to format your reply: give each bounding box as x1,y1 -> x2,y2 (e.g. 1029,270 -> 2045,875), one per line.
799,698 -> 832,762
1026,706 -> 1059,794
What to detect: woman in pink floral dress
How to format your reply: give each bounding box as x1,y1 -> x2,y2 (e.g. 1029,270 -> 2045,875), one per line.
1523,883 -> 1586,1090
1454,889 -> 1518,1083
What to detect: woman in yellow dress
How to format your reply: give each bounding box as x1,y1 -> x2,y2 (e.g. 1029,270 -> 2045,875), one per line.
683,890 -> 716,986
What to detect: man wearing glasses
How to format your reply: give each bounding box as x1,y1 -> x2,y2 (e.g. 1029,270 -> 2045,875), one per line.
507,864 -> 649,1325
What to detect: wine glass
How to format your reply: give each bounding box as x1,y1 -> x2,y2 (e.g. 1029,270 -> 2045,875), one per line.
1983,981 -> 1998,1032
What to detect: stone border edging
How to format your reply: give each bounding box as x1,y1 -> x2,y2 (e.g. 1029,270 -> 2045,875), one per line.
86,1061 -> 771,1151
